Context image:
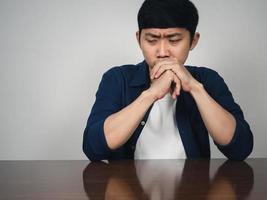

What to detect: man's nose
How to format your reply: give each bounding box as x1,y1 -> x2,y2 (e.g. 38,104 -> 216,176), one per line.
157,40 -> 170,58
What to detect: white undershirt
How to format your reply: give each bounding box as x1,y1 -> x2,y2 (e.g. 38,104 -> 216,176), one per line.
134,93 -> 186,159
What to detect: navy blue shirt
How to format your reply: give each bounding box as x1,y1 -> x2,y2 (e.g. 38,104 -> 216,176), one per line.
83,61 -> 253,161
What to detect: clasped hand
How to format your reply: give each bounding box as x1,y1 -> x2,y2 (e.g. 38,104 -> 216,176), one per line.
149,58 -> 199,100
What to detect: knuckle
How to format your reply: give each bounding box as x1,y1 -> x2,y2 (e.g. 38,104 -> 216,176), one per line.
165,70 -> 172,76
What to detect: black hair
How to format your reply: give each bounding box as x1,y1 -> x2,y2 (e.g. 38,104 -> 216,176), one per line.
137,0 -> 199,42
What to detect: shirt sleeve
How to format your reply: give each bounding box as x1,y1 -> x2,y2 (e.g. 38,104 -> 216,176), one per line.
83,67 -> 123,161
203,68 -> 253,160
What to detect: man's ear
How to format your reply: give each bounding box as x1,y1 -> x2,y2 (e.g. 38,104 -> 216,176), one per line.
190,32 -> 200,50
136,31 -> 141,47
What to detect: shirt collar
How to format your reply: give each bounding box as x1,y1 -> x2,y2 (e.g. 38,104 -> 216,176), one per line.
130,60 -> 150,87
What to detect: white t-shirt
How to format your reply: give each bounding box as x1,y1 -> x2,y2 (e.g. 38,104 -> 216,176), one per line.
134,94 -> 186,159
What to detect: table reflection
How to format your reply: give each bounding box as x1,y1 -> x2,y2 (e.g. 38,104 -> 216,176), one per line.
83,161 -> 147,199
83,160 -> 254,200
207,161 -> 254,200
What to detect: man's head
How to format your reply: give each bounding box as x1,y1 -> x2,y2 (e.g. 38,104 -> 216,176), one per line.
136,0 -> 200,68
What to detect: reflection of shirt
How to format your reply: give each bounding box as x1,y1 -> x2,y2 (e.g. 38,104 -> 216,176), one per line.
134,93 -> 186,159
135,160 -> 185,200
83,61 -> 253,161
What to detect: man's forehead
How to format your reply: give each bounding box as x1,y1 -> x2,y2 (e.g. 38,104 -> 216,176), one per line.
142,28 -> 188,37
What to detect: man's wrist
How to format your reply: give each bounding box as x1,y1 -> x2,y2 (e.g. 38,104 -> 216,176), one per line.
141,88 -> 158,103
189,81 -> 204,97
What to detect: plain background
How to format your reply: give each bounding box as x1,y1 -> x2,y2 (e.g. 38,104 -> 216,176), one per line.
0,0 -> 266,160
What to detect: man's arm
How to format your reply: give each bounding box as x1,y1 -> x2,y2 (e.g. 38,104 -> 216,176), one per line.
83,67 -> 179,161
103,90 -> 155,150
151,59 -> 236,146
201,69 -> 253,160
152,59 -> 253,160
189,82 -> 236,145
104,70 -> 179,149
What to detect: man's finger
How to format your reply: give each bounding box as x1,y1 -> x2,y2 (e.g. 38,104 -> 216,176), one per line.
151,60 -> 175,79
173,74 -> 181,96
172,90 -> 176,99
154,64 -> 174,79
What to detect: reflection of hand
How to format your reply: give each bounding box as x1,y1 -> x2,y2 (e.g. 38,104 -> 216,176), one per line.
150,58 -> 201,97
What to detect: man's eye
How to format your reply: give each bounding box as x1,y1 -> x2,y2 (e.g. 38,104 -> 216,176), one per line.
146,39 -> 157,44
169,39 -> 181,44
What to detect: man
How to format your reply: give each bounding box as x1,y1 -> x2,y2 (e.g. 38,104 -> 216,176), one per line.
83,0 -> 253,161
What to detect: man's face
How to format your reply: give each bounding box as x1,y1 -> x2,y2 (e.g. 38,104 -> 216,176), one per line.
136,28 -> 199,69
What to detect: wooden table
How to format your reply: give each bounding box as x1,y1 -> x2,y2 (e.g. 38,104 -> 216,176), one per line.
0,159 -> 266,199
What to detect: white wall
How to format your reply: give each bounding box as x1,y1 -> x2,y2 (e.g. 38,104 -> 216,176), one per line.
0,0 -> 266,160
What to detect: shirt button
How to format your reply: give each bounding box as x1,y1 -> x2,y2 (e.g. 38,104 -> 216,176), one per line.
131,145 -> 135,150
141,121 -> 146,126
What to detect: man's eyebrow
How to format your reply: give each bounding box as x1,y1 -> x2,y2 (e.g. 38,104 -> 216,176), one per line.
165,33 -> 183,38
144,32 -> 183,38
144,33 -> 161,38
